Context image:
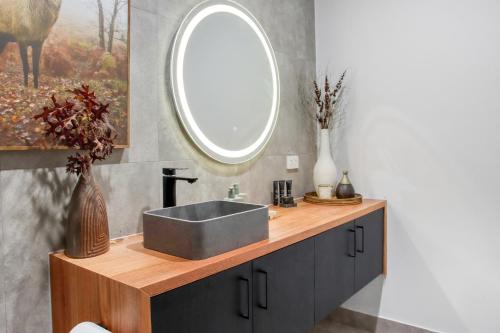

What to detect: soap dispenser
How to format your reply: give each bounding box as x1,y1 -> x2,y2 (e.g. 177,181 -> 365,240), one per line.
224,183 -> 247,202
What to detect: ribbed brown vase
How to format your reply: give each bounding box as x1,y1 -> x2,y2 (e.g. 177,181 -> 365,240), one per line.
65,167 -> 110,258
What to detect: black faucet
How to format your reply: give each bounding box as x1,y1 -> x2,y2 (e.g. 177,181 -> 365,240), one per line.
162,168 -> 198,208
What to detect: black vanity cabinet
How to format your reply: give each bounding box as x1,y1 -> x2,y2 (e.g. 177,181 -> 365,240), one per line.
150,209 -> 384,333
314,209 -> 384,323
253,238 -> 315,333
151,263 -> 253,333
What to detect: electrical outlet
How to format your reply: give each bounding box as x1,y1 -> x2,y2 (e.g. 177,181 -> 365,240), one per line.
286,155 -> 299,170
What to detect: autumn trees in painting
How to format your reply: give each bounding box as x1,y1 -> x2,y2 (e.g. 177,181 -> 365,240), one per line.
96,0 -> 128,53
0,0 -> 129,149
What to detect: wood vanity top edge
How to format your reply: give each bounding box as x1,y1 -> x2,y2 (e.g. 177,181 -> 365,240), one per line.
51,199 -> 386,297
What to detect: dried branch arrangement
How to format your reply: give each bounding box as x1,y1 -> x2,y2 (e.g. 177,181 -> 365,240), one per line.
313,70 -> 347,129
34,85 -> 116,175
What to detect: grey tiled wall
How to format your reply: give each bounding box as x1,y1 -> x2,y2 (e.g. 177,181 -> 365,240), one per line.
0,182 -> 5,333
0,0 -> 316,332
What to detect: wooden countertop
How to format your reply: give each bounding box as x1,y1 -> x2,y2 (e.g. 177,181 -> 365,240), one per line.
51,199 -> 386,298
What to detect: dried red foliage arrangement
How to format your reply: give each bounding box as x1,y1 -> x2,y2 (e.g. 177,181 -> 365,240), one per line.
34,85 -> 116,175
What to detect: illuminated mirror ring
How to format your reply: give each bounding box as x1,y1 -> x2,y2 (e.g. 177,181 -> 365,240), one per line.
170,0 -> 280,164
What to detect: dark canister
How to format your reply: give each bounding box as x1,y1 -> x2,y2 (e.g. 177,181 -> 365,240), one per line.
335,170 -> 355,199
272,181 -> 279,206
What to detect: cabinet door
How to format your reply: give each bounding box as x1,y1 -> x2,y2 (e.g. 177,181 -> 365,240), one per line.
151,262 -> 252,333
314,221 -> 356,323
354,208 -> 384,292
253,238 -> 315,333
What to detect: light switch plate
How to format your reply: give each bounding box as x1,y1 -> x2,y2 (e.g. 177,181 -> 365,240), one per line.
286,155 -> 299,170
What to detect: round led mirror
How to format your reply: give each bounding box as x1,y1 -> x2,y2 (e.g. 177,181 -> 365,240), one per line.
170,0 -> 280,164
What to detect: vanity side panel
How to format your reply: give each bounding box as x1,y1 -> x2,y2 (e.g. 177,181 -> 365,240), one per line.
383,204 -> 388,275
98,275 -> 152,333
50,255 -> 102,333
50,255 -> 151,333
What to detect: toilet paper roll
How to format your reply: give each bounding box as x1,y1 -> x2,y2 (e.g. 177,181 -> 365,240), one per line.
70,322 -> 111,333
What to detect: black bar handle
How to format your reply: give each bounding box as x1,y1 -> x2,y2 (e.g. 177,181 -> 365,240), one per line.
239,277 -> 250,319
356,226 -> 365,253
258,270 -> 268,309
348,229 -> 356,257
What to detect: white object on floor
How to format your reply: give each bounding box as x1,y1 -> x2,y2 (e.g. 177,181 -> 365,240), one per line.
70,322 -> 111,333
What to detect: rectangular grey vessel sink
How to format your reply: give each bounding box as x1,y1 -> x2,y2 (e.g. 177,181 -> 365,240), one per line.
143,201 -> 269,260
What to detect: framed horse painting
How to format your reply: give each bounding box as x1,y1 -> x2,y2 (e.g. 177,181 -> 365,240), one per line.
0,0 -> 129,150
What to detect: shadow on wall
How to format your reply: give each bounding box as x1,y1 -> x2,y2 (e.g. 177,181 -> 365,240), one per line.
343,277 -> 384,331
4,165 -> 114,251
1,163 -> 134,331
29,168 -> 74,250
1,168 -> 74,332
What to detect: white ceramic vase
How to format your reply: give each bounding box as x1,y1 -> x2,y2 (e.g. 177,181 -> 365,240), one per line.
313,129 -> 338,195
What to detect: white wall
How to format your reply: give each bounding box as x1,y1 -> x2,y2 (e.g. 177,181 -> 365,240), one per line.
315,1 -> 500,332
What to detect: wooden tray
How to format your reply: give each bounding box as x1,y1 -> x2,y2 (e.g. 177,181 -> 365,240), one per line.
303,192 -> 363,206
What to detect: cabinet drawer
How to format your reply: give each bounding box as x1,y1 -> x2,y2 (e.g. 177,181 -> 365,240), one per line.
355,208 -> 384,292
151,263 -> 252,333
314,221 -> 355,323
253,238 -> 315,333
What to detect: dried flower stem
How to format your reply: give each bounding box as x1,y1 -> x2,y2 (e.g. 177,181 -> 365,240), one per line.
313,70 -> 347,129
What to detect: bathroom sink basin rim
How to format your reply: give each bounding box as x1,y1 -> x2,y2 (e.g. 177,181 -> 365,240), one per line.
144,200 -> 267,223
143,200 -> 269,260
